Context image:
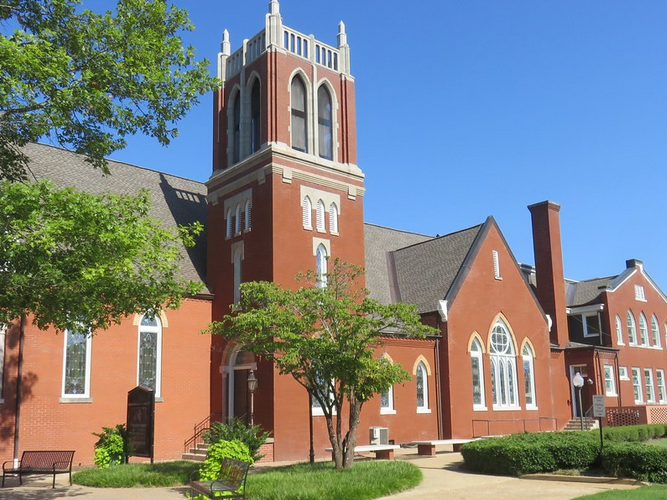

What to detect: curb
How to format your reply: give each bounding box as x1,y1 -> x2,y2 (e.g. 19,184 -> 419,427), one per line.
521,473 -> 645,486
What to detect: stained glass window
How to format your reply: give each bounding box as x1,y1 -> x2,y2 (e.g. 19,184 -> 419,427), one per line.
138,313 -> 162,396
490,320 -> 519,409
62,327 -> 91,397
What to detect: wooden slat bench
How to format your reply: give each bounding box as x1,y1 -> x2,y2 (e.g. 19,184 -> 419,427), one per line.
189,457 -> 251,499
326,444 -> 400,460
413,439 -> 479,456
2,450 -> 75,488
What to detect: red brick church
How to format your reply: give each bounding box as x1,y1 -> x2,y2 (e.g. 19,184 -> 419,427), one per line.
1,1 -> 666,465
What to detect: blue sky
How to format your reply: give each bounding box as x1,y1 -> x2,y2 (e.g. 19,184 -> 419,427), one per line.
107,1 -> 667,287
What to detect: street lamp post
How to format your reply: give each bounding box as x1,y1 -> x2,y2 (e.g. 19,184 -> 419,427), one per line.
247,369 -> 258,427
572,372 -> 585,431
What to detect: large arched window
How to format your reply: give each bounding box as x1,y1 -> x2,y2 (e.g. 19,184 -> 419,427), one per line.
138,313 -> 162,397
317,85 -> 333,160
615,315 -> 624,345
522,344 -> 537,409
470,338 -> 485,410
651,315 -> 661,348
489,320 -> 519,409
291,76 -> 308,153
627,311 -> 637,345
232,92 -> 241,164
302,196 -> 312,229
639,313 -> 649,346
250,80 -> 261,154
416,361 -> 429,412
316,244 -> 328,288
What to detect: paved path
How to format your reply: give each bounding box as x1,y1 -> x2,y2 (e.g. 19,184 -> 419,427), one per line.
0,451 -> 641,500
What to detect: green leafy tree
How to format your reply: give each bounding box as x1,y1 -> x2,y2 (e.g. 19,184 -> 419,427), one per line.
0,179 -> 203,332
208,259 -> 437,469
0,0 -> 218,180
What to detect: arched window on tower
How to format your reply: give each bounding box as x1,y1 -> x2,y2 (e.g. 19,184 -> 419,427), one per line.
232,92 -> 241,164
244,199 -> 252,232
235,204 -> 242,235
316,244 -> 328,288
316,200 -> 326,231
291,76 -> 308,153
250,80 -> 261,154
226,208 -> 233,239
318,85 -> 333,160
490,319 -> 519,409
302,196 -> 312,229
233,246 -> 243,304
329,202 -> 339,234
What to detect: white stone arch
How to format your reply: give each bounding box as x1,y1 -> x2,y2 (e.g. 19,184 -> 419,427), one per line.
314,77 -> 338,162
226,83 -> 243,167
287,69 -> 314,154
245,71 -> 262,156
223,344 -> 257,422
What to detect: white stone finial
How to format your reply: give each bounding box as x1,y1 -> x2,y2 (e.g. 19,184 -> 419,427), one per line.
269,0 -> 280,15
221,29 -> 231,56
337,20 -> 347,48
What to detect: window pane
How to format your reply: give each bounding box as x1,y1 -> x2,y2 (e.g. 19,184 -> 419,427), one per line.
291,78 -> 307,152
139,330 -> 157,390
416,365 -> 424,407
251,82 -> 261,153
524,359 -> 533,406
471,357 -> 482,405
317,86 -> 332,160
64,330 -> 88,395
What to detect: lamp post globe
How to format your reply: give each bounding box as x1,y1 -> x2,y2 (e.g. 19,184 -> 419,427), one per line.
572,372 -> 585,430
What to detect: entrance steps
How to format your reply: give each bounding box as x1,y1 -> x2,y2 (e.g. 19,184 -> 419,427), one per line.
182,443 -> 208,462
563,417 -> 599,431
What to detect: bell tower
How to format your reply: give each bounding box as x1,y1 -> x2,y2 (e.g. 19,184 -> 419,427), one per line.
206,1 -> 365,461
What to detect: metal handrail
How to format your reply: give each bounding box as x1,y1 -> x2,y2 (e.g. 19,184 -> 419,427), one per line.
183,412 -> 223,452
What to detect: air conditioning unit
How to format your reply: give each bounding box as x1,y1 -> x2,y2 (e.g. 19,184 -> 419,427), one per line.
369,426 -> 389,445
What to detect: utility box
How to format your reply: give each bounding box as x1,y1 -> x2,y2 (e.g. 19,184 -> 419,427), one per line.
369,426 -> 389,445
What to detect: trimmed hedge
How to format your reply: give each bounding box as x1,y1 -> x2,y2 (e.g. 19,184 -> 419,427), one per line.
461,432 -> 598,476
461,425 -> 667,483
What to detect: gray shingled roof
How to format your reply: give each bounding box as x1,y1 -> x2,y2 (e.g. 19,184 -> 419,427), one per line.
364,222 -> 483,314
364,224 -> 434,304
565,276 -> 615,308
392,225 -> 482,314
22,143 -> 209,292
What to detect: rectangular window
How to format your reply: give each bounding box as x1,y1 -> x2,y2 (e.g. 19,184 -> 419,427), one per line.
604,365 -> 617,396
657,370 -> 667,403
645,369 -> 656,403
492,250 -> 501,280
582,314 -> 601,337
632,368 -> 643,403
619,366 -> 629,380
61,328 -> 92,399
380,385 -> 395,415
635,285 -> 646,301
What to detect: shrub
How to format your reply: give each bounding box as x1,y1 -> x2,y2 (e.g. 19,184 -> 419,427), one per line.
603,424 -> 667,443
203,418 -> 270,462
93,424 -> 131,469
601,442 -> 667,483
189,440 -> 253,500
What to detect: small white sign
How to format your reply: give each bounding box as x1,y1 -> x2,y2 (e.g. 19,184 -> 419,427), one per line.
592,395 -> 606,418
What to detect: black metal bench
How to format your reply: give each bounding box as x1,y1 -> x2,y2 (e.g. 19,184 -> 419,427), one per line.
2,450 -> 75,488
189,457 -> 251,499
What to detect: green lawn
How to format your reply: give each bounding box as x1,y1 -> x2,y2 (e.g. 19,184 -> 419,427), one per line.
73,460 -> 422,500
646,438 -> 667,449
575,486 -> 667,499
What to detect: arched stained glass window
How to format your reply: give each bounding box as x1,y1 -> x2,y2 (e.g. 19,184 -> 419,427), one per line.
490,320 -> 518,409
522,344 -> 536,408
416,361 -> 429,411
138,312 -> 162,396
470,338 -> 485,409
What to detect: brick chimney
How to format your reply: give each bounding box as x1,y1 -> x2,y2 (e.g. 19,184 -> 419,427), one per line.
528,201 -> 569,347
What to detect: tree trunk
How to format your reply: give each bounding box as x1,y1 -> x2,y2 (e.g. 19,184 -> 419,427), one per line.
342,397 -> 362,468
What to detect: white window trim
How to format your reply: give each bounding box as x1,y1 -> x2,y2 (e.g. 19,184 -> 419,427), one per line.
492,250 -> 502,280
137,314 -> 163,399
604,365 -> 617,397
615,315 -> 624,345
490,321 -> 520,410
471,340 -> 487,411
635,284 -> 646,302
632,367 -> 643,404
523,345 -> 538,410
416,361 -> 431,413
302,196 -> 312,230
380,385 -> 396,415
244,199 -> 252,232
657,369 -> 667,404
329,202 -> 339,236
619,366 -> 629,380
311,379 -> 336,417
651,315 -> 661,348
582,313 -> 600,338
60,328 -> 92,401
627,312 -> 638,345
639,313 -> 649,347
645,368 -> 656,403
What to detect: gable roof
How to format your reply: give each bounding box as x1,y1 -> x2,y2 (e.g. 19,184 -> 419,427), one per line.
565,276 -> 614,308
21,143 -> 210,293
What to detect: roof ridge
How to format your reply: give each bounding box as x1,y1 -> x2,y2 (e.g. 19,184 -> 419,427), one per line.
363,222 -> 432,238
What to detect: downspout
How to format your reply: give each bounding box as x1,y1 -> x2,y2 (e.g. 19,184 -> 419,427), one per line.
434,336 -> 444,439
13,314 -> 25,466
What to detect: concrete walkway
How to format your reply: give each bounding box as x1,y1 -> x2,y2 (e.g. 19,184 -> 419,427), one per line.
0,451 -> 641,500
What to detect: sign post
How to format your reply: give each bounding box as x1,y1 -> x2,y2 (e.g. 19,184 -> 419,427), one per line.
592,395 -> 606,451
